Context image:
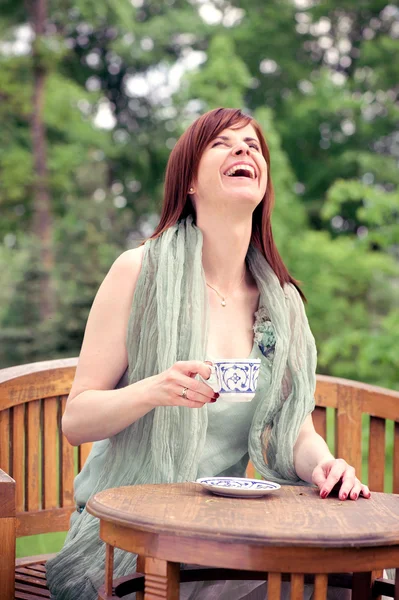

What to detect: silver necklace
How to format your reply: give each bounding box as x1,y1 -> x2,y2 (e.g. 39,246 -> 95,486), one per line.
206,271 -> 246,307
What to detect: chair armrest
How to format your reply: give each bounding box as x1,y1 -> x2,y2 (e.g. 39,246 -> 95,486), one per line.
0,469 -> 15,518
0,469 -> 16,600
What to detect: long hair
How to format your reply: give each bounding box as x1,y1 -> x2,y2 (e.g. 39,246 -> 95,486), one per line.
143,107 -> 306,302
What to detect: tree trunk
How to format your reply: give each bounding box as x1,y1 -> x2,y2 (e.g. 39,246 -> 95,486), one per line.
27,0 -> 55,321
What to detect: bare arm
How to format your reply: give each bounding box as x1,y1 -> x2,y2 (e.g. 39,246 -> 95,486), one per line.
62,247 -> 217,446
61,247 -> 153,446
293,414 -> 334,483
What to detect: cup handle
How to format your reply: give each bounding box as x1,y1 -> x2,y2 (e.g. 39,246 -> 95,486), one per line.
198,362 -> 221,393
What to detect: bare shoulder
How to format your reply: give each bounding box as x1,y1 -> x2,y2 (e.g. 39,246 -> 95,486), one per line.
111,245 -> 146,276
66,244 -> 146,403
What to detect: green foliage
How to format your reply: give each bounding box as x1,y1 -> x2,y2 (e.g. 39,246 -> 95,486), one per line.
183,34 -> 252,109
0,0 -> 398,386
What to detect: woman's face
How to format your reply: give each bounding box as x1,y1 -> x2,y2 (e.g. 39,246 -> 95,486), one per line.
191,123 -> 268,213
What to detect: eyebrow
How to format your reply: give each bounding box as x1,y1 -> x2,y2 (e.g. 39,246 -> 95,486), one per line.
214,135 -> 260,145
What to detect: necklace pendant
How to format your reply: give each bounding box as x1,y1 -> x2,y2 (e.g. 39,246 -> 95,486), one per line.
221,299 -> 226,307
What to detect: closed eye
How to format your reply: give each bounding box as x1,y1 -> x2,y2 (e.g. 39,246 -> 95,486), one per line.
212,141 -> 260,151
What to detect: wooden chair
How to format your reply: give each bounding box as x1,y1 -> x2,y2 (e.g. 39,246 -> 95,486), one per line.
0,358 -> 398,599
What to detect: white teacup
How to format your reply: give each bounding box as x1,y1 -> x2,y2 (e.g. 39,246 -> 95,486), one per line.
204,358 -> 261,403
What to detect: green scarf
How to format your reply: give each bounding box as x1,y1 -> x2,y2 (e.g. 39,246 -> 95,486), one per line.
46,216 -> 316,599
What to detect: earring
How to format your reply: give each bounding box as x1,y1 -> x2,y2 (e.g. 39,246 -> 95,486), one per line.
188,187 -> 194,194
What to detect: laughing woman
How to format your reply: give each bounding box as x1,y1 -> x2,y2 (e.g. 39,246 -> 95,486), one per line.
46,107 -> 371,600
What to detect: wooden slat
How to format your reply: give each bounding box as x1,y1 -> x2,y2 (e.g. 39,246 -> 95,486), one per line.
78,441 -> 93,471
0,409 -> 10,474
59,396 -> 74,506
15,576 -> 50,598
16,555 -> 56,568
16,506 -> 74,537
16,566 -> 47,580
393,422 -> 399,495
336,384 -> 362,474
12,404 -> 25,512
26,400 -> 41,511
105,544 -> 114,596
0,359 -> 77,410
313,406 -> 327,440
290,573 -> 304,599
15,592 -> 49,600
42,398 -> 58,509
267,572 -> 281,597
313,573 -> 328,600
137,555 -> 145,600
0,516 -> 16,600
368,417 -> 386,492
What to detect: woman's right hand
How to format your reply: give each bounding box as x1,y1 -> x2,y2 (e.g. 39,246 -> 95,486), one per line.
146,361 -> 219,409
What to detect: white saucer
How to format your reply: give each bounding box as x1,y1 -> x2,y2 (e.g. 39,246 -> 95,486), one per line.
196,477 -> 281,498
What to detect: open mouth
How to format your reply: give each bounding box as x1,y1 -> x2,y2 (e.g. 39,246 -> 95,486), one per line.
223,164 -> 256,180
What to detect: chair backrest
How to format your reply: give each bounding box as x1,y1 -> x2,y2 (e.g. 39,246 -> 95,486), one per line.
0,360 -> 398,539
0,358 -> 92,538
312,375 -> 399,493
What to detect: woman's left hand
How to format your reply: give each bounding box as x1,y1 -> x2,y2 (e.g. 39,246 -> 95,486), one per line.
312,458 -> 371,501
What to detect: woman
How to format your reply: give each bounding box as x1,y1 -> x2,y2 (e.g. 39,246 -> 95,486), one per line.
46,107 -> 371,600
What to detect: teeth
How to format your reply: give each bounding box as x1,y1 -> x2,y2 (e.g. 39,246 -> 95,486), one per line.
224,164 -> 256,179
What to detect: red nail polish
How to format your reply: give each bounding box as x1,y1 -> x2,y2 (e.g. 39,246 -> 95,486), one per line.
321,490 -> 328,498
210,398 -> 217,403
214,393 -> 219,399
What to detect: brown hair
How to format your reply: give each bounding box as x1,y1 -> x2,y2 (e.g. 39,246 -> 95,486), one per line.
143,107 -> 306,302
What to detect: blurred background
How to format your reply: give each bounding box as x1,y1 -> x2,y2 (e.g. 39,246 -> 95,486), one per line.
0,0 -> 398,554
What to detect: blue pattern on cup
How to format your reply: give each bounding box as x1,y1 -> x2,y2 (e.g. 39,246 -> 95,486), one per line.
215,361 -> 260,394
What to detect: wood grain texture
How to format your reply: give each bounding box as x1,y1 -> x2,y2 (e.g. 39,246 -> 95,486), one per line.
267,572 -> 281,598
0,409 -> 10,474
88,483 -> 399,548
105,544 -> 114,596
59,396 -> 74,507
16,506 -> 74,537
98,519 -> 399,576
0,516 -> 16,600
336,384 -> 362,474
144,557 -> 180,600
42,397 -> 58,509
26,399 -> 41,511
313,574 -> 328,600
290,573 -> 304,599
0,359 -> 77,410
136,555 -> 146,600
0,468 -> 15,517
369,416 -> 386,492
12,403 -> 25,512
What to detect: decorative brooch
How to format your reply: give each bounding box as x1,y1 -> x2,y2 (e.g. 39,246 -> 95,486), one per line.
253,307 -> 276,361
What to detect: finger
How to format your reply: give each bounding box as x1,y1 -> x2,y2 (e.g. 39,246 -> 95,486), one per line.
360,485 -> 371,499
175,360 -> 212,381
320,463 -> 349,498
178,374 -> 218,401
348,480 -> 363,501
176,386 -> 209,409
336,469 -> 357,500
312,464 -> 328,489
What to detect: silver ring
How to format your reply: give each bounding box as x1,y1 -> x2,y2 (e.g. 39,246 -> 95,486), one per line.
181,387 -> 188,399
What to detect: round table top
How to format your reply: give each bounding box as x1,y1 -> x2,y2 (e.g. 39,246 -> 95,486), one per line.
86,483 -> 399,549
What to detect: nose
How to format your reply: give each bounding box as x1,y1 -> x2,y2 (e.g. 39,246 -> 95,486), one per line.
232,141 -> 251,156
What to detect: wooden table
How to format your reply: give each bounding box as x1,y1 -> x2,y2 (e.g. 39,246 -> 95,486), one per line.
86,483 -> 399,600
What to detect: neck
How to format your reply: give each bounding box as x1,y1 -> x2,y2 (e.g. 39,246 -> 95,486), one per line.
196,212 -> 252,293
